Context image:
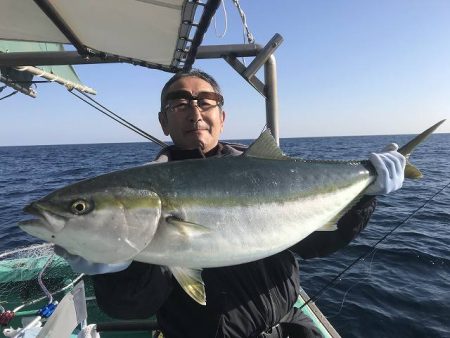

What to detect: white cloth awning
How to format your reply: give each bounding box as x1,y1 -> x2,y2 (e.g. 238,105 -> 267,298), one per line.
0,0 -> 218,71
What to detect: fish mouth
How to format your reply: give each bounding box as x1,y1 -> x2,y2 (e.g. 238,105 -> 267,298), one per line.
19,218 -> 43,226
22,202 -> 67,233
18,217 -> 52,240
23,202 -> 42,217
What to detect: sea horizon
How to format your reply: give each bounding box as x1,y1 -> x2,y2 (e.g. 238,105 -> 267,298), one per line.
1,131 -> 449,148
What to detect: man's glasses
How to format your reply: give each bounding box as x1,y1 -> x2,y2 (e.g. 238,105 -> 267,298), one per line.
164,90 -> 224,113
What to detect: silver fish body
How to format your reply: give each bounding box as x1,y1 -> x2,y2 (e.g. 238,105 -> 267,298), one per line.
20,153 -> 372,267
135,156 -> 372,268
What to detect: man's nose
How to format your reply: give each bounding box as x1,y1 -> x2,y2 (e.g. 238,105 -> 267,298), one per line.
187,102 -> 202,121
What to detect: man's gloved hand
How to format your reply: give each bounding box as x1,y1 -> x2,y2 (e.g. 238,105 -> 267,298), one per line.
365,143 -> 406,195
54,246 -> 132,275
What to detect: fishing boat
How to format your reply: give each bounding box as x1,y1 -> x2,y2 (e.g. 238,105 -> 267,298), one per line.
0,1 -> 340,337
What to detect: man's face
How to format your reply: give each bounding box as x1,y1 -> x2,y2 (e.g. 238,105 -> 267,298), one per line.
159,76 -> 225,153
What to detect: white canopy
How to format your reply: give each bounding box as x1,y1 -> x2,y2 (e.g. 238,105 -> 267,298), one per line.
0,0 -> 219,71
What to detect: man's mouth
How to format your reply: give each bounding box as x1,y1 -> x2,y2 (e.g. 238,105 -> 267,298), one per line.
186,126 -> 209,134
187,129 -> 207,133
186,121 -> 210,133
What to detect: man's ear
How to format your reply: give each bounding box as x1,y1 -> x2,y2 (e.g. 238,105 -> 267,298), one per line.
158,111 -> 170,136
220,110 -> 226,132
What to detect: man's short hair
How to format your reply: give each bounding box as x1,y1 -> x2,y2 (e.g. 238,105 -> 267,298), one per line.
160,69 -> 223,112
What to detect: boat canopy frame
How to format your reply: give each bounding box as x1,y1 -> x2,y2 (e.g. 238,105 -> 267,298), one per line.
0,0 -> 282,143
0,35 -> 283,144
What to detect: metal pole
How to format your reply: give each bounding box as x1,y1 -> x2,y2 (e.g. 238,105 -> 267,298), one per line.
0,51 -> 118,67
198,42 -> 280,144
33,0 -> 89,56
0,74 -> 37,98
264,55 -> 279,145
243,34 -> 283,79
197,44 -> 261,59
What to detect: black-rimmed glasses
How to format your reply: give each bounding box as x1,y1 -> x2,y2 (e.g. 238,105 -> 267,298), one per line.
164,90 -> 224,113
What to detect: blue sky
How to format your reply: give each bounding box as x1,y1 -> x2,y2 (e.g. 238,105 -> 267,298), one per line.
1,0 -> 449,146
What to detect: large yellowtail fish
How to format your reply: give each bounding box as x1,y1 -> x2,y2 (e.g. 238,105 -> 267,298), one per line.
19,120 -> 445,304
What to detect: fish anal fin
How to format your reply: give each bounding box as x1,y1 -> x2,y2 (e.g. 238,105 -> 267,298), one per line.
244,129 -> 287,160
405,162 -> 423,179
170,266 -> 206,305
166,216 -> 211,237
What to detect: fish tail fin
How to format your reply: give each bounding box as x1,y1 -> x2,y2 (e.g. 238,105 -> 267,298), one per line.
398,119 -> 446,179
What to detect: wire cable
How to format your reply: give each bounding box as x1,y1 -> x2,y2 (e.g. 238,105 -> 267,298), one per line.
69,89 -> 168,147
0,90 -> 18,101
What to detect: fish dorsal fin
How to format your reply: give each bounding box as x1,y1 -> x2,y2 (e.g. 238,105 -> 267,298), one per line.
243,129 -> 287,160
170,267 -> 206,305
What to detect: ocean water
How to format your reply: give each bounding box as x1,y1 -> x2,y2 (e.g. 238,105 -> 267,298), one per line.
0,133 -> 449,337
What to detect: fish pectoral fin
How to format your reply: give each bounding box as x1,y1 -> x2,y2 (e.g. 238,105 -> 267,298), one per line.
166,216 -> 211,237
170,266 -> 206,305
243,129 -> 288,160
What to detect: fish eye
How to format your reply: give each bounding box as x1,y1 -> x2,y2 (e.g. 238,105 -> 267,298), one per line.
70,199 -> 92,215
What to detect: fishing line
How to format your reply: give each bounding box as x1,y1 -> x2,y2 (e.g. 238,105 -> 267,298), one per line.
69,89 -> 168,147
327,250 -> 377,319
299,180 -> 450,311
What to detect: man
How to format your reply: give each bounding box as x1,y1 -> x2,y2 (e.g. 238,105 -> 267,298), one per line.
58,69 -> 405,337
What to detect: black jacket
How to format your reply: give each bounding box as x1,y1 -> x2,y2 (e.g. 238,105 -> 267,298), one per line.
92,143 -> 376,337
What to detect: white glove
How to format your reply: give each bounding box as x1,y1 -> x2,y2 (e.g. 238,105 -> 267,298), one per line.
55,246 -> 131,275
365,143 -> 406,195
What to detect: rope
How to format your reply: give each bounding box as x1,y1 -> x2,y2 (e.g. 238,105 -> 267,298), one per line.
231,0 -> 255,44
299,180 -> 450,310
37,254 -> 55,304
69,90 -> 168,147
0,243 -> 53,260
214,0 -> 228,38
13,273 -> 85,313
